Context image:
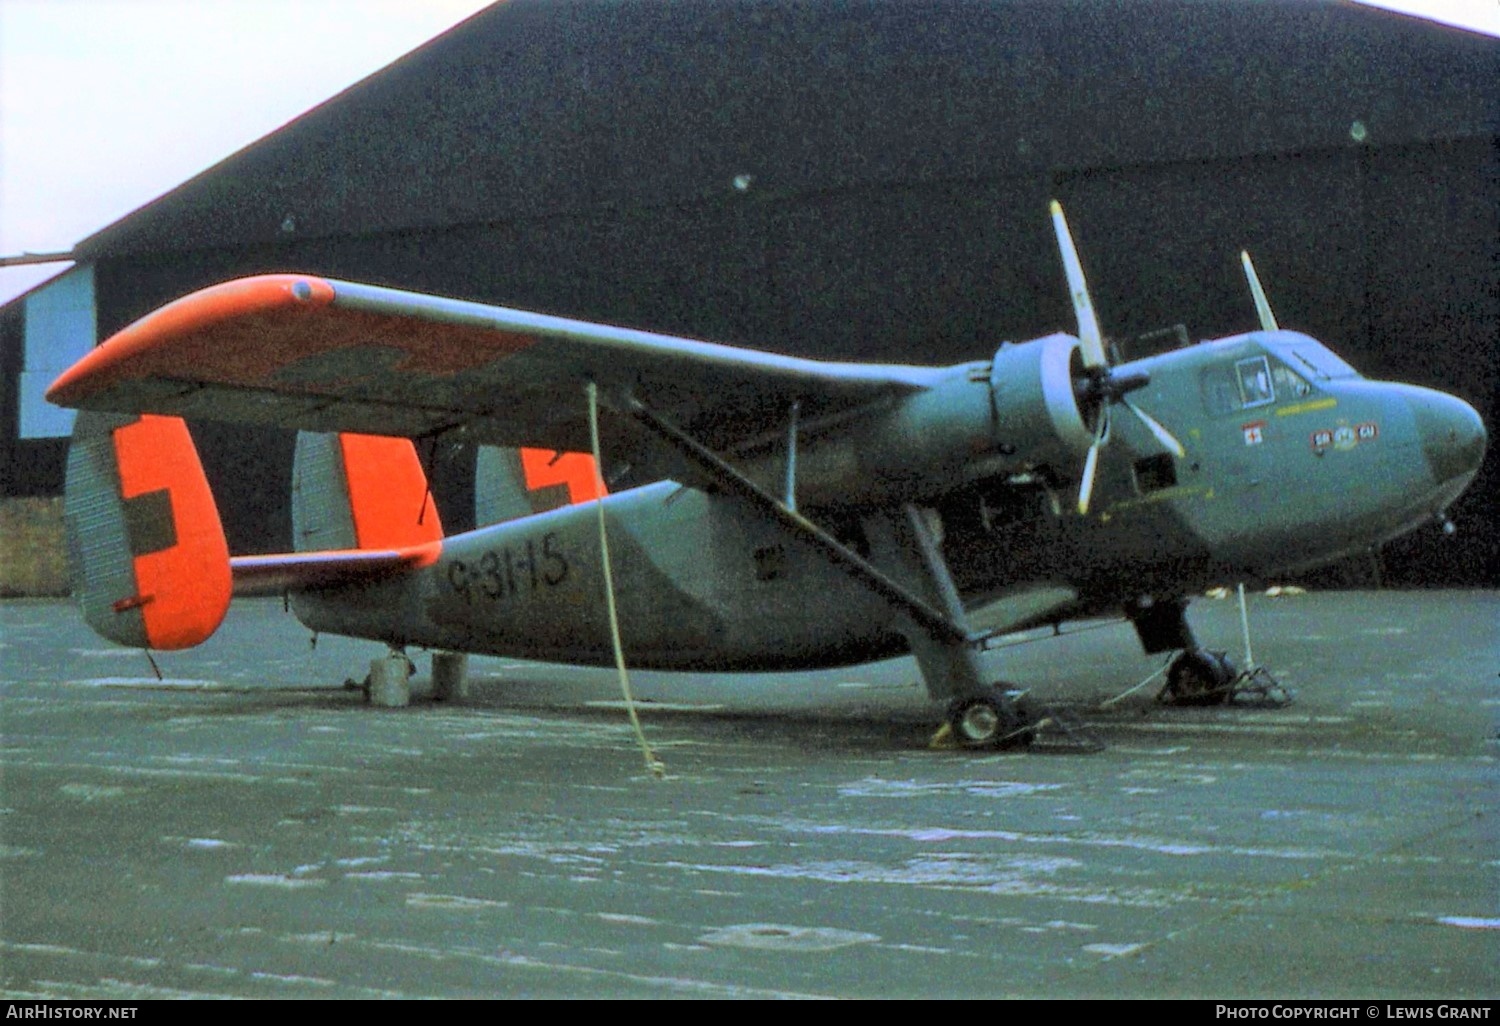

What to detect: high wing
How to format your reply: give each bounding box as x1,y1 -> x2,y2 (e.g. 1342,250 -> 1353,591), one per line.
46,275 -> 941,456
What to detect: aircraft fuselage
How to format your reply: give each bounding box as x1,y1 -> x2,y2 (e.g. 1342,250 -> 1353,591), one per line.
290,329 -> 1485,672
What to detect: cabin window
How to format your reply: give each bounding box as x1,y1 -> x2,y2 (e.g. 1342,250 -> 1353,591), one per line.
1200,365 -> 1241,415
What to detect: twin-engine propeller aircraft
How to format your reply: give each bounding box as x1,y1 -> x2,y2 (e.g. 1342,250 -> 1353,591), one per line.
46,204 -> 1486,748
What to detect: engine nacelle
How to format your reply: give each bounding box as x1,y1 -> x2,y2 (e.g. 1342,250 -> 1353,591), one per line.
764,333 -> 1093,509
986,332 -> 1095,471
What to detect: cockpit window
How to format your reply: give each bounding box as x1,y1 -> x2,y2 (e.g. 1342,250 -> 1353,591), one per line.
1201,354 -> 1315,416
1272,363 -> 1312,398
1286,345 -> 1358,380
1236,357 -> 1275,407
1201,365 -> 1240,415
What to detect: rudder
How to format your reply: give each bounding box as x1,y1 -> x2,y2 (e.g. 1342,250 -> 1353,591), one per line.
64,412 -> 231,650
474,446 -> 606,526
292,432 -> 443,552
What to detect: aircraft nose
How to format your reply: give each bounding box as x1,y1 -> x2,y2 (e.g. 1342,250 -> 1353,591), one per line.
1413,389 -> 1487,486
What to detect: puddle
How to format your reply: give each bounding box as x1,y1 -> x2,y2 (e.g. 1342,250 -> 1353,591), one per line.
698,923 -> 879,952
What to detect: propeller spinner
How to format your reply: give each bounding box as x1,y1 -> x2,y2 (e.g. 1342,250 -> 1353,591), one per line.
1049,201 -> 1186,514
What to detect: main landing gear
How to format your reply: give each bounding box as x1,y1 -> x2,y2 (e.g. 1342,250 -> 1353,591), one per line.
617,397 -> 1060,754
935,685 -> 1102,752
947,687 -> 1037,749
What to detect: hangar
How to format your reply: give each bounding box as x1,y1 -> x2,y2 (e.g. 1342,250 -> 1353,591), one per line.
2,0 -> 1495,589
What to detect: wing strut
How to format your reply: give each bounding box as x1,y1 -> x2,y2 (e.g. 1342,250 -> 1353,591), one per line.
616,393 -> 970,646
783,401 -> 801,512
616,392 -> 1029,729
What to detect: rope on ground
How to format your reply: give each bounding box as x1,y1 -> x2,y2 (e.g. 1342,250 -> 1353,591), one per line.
1098,656 -> 1173,709
587,381 -> 666,779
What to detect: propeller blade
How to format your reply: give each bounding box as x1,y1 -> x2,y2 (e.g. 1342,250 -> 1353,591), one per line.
1240,250 -> 1279,332
1076,409 -> 1109,516
1123,398 -> 1187,458
1051,200 -> 1108,370
1077,439 -> 1100,516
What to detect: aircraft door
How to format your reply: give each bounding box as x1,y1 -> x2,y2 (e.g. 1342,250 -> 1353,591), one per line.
1196,355 -> 1329,556
1200,357 -> 1277,514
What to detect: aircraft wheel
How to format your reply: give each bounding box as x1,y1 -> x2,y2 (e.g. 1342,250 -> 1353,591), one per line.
1163,649 -> 1235,706
948,690 -> 1035,750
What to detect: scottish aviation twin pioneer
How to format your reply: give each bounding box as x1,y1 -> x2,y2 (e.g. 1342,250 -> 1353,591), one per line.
45,205 -> 1486,747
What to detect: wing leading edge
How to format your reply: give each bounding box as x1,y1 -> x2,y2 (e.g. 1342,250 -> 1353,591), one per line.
46,275 -> 940,454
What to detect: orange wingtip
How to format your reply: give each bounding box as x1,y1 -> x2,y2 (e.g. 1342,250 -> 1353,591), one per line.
45,275 -> 336,406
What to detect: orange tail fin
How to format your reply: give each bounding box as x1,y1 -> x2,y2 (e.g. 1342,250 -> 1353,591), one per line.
292,432 -> 442,552
474,446 -> 606,526
64,413 -> 231,650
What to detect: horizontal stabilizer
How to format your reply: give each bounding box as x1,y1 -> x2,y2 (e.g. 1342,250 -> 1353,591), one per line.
231,546 -> 438,597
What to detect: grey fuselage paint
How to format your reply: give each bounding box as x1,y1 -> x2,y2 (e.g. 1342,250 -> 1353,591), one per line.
290,333 -> 1484,671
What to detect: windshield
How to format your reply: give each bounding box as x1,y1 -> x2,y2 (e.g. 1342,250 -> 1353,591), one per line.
1266,331 -> 1359,380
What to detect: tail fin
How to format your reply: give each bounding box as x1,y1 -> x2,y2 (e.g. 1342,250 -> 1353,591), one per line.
64,412 -> 231,650
292,432 -> 443,552
474,446 -> 606,526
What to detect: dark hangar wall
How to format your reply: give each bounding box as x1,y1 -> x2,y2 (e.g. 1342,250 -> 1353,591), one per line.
48,0 -> 1500,583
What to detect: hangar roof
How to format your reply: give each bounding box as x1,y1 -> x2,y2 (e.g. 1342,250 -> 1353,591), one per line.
76,0 -> 1497,262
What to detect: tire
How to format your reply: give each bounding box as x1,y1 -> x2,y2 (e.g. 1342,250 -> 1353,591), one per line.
1163,649 -> 1235,705
949,691 -> 1036,749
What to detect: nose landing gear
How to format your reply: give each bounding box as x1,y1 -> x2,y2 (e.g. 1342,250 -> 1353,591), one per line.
1161,648 -> 1238,705
1157,647 -> 1291,707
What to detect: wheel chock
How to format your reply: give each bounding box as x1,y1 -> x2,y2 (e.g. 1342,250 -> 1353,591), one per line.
928,722 -> 958,750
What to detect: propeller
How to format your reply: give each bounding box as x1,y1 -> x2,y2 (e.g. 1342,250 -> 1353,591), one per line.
1240,250 -> 1279,332
1049,201 -> 1186,515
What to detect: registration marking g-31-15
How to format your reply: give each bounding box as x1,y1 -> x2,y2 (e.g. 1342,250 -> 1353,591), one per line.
447,532 -> 569,605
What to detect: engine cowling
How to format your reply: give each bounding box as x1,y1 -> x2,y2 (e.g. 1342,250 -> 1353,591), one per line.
986,332 -> 1096,471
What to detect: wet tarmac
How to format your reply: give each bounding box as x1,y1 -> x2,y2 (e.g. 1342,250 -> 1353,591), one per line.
1,591 -> 1496,998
